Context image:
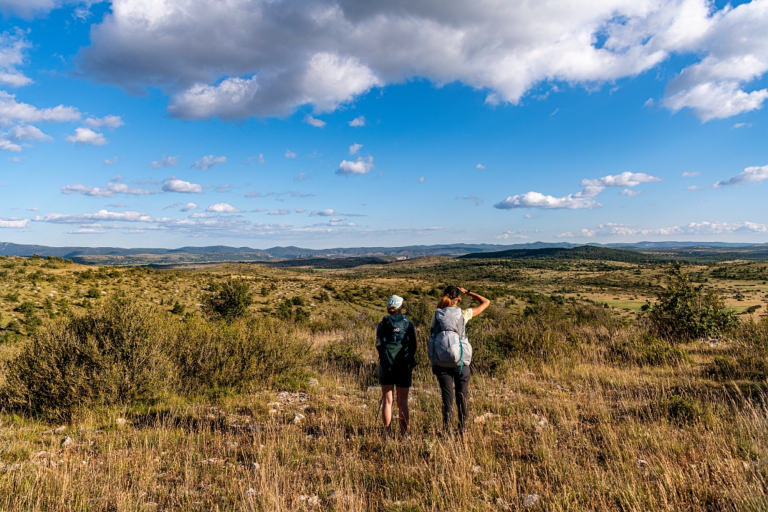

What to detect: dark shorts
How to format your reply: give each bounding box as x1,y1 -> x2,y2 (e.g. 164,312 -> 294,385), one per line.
378,364 -> 413,388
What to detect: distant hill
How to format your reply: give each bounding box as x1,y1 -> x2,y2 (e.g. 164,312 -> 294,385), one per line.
1,240 -> 766,266
458,245 -> 667,263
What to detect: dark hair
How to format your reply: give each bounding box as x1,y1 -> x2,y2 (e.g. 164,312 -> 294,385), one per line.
437,285 -> 461,309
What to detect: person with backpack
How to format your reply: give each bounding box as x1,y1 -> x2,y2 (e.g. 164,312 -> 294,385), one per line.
376,294 -> 417,436
428,286 -> 490,433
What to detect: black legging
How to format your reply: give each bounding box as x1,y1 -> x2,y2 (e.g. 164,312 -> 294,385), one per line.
432,365 -> 471,431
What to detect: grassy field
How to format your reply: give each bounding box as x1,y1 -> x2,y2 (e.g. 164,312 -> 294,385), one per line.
0,255 -> 766,511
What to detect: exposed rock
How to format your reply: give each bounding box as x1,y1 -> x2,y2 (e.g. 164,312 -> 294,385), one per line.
61,436 -> 73,448
293,413 -> 305,424
523,494 -> 540,506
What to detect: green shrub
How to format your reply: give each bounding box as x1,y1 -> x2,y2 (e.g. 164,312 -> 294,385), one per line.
202,278 -> 253,320
171,316 -> 309,393
662,395 -> 701,425
0,297 -> 176,421
647,264 -> 737,341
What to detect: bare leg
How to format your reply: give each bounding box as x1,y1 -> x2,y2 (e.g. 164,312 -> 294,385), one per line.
381,385 -> 394,431
396,387 -> 410,435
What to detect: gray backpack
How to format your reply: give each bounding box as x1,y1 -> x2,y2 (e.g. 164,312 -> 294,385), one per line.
428,306 -> 472,371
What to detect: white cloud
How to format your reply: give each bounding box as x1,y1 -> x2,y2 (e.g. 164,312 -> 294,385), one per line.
206,202 -> 241,213
349,116 -> 365,127
496,230 -> 529,240
496,171 -> 660,210
162,177 -> 202,193
181,202 -> 198,211
104,156 -> 118,165
268,209 -> 290,215
0,217 -> 28,228
0,138 -> 21,152
0,90 -> 80,124
714,165 -> 768,188
284,149 -> 297,159
620,188 -> 641,197
662,1 -> 768,121
681,171 -> 700,177
570,220 -> 768,238
732,122 -> 751,129
66,127 -> 107,145
495,190 -> 598,210
192,154 -> 226,170
310,209 -> 336,217
304,114 -> 326,127
84,114 -> 124,129
0,30 -> 32,87
475,163 -> 486,170
337,155 -> 374,175
151,155 -> 178,168
247,153 -> 265,164
418,176 -> 425,183
349,143 -> 362,155
10,124 -> 50,141
35,209 -> 153,224
83,0 -> 768,120
0,0 -> 58,19
62,182 -> 150,197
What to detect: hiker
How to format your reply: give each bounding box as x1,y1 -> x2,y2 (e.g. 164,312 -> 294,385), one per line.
428,286 -> 490,433
376,294 -> 417,436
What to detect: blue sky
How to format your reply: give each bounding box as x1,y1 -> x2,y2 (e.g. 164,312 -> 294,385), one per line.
0,0 -> 766,249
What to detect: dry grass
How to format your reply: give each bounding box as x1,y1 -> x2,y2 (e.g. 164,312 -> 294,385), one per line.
0,256 -> 766,510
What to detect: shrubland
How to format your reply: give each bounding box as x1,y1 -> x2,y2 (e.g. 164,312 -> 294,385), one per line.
0,255 -> 765,510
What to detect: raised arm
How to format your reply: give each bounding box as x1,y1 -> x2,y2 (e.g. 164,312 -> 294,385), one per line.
459,287 -> 490,317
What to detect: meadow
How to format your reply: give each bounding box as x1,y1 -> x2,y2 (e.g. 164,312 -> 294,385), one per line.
0,254 -> 766,511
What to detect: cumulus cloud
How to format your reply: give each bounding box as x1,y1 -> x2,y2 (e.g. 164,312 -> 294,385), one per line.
104,156 -> 118,165
66,127 -> 107,145
0,0 -> 60,18
0,217 -> 28,228
0,30 -> 32,87
192,154 -> 226,170
495,171 -> 660,210
247,153 -> 265,164
348,115 -> 365,127
35,209 -> 153,224
681,171 -> 700,177
714,165 -> 768,188
0,138 -> 21,152
310,209 -> 336,217
62,182 -> 150,197
84,114 -> 124,129
0,90 -> 80,124
663,1 -> 768,121
206,202 -> 242,213
81,0 -> 768,121
336,155 -> 374,175
284,149 -> 297,159
268,209 -> 290,215
162,177 -> 202,193
181,202 -> 198,211
304,114 -> 326,127
349,142 -> 362,155
567,220 -> 768,238
475,163 -> 486,170
151,155 -> 178,168
10,124 -> 50,141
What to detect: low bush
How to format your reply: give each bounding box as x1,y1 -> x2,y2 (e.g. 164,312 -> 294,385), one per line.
202,278 -> 254,320
647,264 -> 737,341
172,316 -> 310,393
0,297 -> 177,421
704,356 -> 768,382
